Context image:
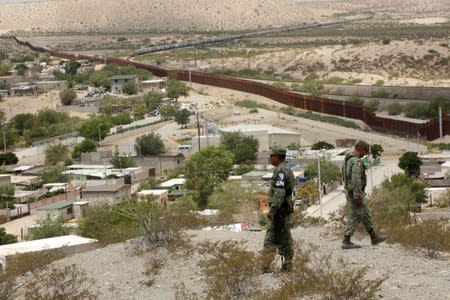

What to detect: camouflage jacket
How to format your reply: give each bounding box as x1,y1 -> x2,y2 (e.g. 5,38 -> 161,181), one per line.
342,152 -> 366,200
268,161 -> 295,215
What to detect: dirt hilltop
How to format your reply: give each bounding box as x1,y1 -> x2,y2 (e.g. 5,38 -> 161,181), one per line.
0,0 -> 448,34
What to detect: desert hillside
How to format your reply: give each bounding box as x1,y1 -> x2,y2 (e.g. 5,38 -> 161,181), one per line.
0,0 -> 323,34
1,0 -> 448,34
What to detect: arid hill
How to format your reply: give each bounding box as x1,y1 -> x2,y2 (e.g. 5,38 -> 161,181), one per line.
1,0 -> 448,34
0,0 -> 323,34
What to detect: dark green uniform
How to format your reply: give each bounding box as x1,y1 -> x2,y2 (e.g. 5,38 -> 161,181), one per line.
342,152 -> 374,238
263,161 -> 295,265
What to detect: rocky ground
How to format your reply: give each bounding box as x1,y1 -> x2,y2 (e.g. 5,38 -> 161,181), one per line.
35,225 -> 450,300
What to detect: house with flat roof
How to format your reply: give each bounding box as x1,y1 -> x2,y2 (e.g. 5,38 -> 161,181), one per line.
110,75 -> 141,94
137,189 -> 169,207
219,124 -> 301,152
81,184 -> 131,204
0,235 -> 97,270
36,200 -> 75,220
159,178 -> 185,190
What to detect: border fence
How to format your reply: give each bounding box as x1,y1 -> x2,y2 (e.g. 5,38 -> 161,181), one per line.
10,36 -> 449,141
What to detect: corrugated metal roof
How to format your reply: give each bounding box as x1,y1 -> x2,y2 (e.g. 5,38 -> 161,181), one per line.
37,200 -> 75,210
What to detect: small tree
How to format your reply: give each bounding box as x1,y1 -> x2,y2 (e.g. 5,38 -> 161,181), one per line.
59,88 -> 77,106
0,152 -> 18,165
174,109 -> 191,128
132,103 -> 147,120
15,63 -> 28,76
398,152 -> 422,177
166,76 -> 189,100
387,102 -> 403,115
135,133 -> 165,156
221,132 -> 259,164
79,118 -> 110,142
0,184 -> 15,209
159,104 -> 177,120
122,81 -> 138,95
45,143 -> 71,166
296,182 -> 319,205
304,160 -> 341,184
184,146 -> 234,208
72,139 -> 97,160
0,227 -> 16,245
65,59 -> 80,75
110,154 -> 136,169
311,141 -> 334,150
27,216 -> 71,240
370,144 -> 384,158
143,91 -> 164,111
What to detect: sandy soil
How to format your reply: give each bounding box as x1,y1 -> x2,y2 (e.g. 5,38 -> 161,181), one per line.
162,39 -> 449,87
0,91 -> 60,121
0,0 -> 323,34
36,224 -> 450,300
399,17 -> 449,25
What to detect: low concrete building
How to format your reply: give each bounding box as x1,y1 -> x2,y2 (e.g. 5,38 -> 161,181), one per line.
35,80 -> 68,92
137,189 -> 169,206
81,184 -> 131,204
36,200 -> 75,220
110,75 -> 141,94
73,201 -> 89,219
0,235 -> 97,270
219,124 -> 301,152
159,178 -> 185,190
142,79 -> 166,91
0,174 -> 11,185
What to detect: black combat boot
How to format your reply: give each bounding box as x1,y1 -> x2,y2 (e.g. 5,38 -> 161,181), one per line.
369,229 -> 387,245
281,260 -> 293,272
341,235 -> 362,250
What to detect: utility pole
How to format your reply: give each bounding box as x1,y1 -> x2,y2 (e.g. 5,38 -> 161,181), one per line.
2,126 -> 6,153
194,47 -> 197,67
439,105 -> 443,141
317,152 -> 322,219
98,123 -> 102,144
196,112 -> 201,151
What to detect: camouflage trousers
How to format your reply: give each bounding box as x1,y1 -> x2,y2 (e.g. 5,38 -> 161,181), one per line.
344,196 -> 374,238
263,213 -> 294,265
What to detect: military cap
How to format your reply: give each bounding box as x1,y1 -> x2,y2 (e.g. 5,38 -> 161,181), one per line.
271,146 -> 287,156
355,140 -> 370,151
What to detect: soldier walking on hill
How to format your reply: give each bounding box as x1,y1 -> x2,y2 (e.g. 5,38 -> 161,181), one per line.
342,140 -> 386,249
262,147 -> 295,272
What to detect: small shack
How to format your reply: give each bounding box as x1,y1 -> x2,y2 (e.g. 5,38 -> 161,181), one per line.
137,189 -> 169,207
36,200 -> 75,220
110,75 -> 141,94
81,184 -> 131,204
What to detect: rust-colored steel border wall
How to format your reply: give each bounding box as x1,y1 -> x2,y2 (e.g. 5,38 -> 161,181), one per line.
11,36 -> 446,141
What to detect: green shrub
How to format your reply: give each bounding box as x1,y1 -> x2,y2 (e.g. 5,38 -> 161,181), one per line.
387,102 -> 403,115
77,202 -> 141,245
23,264 -> 97,300
235,99 -> 267,109
27,216 -> 71,240
395,219 -> 450,258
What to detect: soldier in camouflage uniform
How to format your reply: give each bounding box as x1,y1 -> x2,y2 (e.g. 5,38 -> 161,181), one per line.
262,147 -> 295,272
342,140 -> 386,249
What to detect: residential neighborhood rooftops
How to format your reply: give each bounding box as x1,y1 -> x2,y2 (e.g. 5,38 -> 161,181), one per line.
137,189 -> 169,196
160,178 -> 186,187
82,184 -> 128,193
67,164 -> 113,170
12,165 -> 36,172
37,200 -> 75,210
110,75 -> 137,80
0,235 -> 97,257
